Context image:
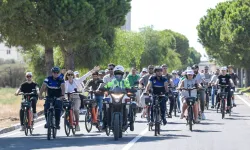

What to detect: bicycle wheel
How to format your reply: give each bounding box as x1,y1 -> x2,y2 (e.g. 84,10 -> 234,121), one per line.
206,93 -> 209,110
157,110 -> 161,135
221,100 -> 225,119
47,112 -> 52,140
154,109 -> 158,136
64,111 -> 70,136
188,106 -> 193,131
23,111 -> 28,136
52,115 -> 57,139
174,98 -> 177,117
28,110 -> 33,135
114,114 -> 119,141
85,109 -> 92,133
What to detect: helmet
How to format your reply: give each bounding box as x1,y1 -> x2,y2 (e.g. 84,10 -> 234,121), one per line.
192,64 -> 199,69
51,66 -> 60,73
26,72 -> 32,76
228,65 -> 233,68
113,65 -> 125,75
154,66 -> 162,73
205,66 -> 209,69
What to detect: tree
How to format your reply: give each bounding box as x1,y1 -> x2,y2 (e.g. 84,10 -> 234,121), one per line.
187,47 -> 201,66
197,0 -> 250,86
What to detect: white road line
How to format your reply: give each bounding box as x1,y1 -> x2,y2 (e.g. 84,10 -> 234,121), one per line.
122,127 -> 148,150
0,121 -> 45,138
236,95 -> 250,108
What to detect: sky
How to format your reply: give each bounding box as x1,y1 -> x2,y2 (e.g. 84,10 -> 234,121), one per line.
131,0 -> 227,60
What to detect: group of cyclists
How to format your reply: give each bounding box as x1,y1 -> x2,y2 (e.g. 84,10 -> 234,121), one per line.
14,63 -> 238,135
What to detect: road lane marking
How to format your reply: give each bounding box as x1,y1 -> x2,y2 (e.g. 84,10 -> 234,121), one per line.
122,127 -> 148,150
0,121 -> 45,138
236,95 -> 250,108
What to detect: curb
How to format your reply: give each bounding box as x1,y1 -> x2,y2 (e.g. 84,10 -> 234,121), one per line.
0,110 -> 45,135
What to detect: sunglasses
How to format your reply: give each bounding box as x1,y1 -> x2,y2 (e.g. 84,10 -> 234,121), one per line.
187,74 -> 193,76
108,68 -> 113,70
149,68 -> 154,70
156,70 -> 162,72
67,74 -> 74,76
162,67 -> 167,69
26,76 -> 32,78
53,72 -> 59,74
143,71 -> 147,73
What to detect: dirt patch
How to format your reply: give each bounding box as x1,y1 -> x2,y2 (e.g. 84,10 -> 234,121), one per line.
0,100 -> 44,128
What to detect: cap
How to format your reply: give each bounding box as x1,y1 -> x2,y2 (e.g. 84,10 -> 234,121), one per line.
186,69 -> 194,75
26,72 -> 32,76
221,66 -> 227,71
172,70 -> 177,74
74,71 -> 79,75
105,69 -> 109,73
142,68 -> 148,72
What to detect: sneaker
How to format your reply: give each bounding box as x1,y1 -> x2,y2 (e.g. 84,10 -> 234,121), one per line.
233,103 -> 237,107
194,119 -> 200,124
163,119 -> 167,125
99,122 -> 103,127
44,124 -> 48,128
20,125 -> 25,131
56,125 -> 60,130
201,113 -> 206,120
33,113 -> 38,119
180,113 -> 184,119
211,105 -> 214,109
80,109 -> 84,114
75,125 -> 80,131
168,113 -> 172,118
226,109 -> 230,114
149,122 -> 154,126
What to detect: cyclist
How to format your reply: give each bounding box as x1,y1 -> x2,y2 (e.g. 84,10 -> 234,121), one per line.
126,67 -> 140,87
59,68 -> 66,79
15,72 -> 39,131
98,70 -> 106,79
145,66 -> 169,125
39,67 -> 65,129
215,66 -> 235,113
171,70 -> 181,113
203,66 -> 212,108
179,69 -> 201,123
84,70 -> 104,126
140,68 -> 148,77
228,65 -> 239,107
161,64 -> 174,118
209,68 -> 220,108
103,63 -> 116,83
192,64 -> 206,120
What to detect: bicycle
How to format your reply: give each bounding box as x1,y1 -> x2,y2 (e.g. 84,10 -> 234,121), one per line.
204,84 -> 212,110
44,97 -> 58,140
150,93 -> 166,136
63,91 -> 82,136
181,87 -> 197,131
168,86 -> 179,117
217,84 -> 230,119
143,93 -> 152,131
19,89 -> 37,136
83,90 -> 102,132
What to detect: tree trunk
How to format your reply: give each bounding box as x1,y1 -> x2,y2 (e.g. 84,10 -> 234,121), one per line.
62,48 -> 75,70
245,68 -> 250,87
45,46 -> 54,76
237,68 -> 242,87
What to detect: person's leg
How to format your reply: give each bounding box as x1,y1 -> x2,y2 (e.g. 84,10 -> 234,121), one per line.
43,100 -> 49,128
72,95 -> 81,131
96,96 -> 103,122
211,86 -> 215,107
168,96 -> 174,118
199,89 -> 206,120
160,97 -> 167,125
54,99 -> 63,129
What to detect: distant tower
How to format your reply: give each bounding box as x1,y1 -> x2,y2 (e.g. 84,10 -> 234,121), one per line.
121,11 -> 131,31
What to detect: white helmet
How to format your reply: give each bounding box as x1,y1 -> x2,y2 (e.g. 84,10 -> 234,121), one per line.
186,69 -> 194,75
172,70 -> 177,74
113,65 -> 125,74
221,66 -> 227,71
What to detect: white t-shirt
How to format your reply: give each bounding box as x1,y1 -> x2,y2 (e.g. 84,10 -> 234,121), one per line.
103,74 -> 115,83
182,79 -> 197,97
194,73 -> 203,84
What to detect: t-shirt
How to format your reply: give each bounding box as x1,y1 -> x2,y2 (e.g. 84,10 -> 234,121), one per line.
85,78 -> 104,96
140,74 -> 153,87
194,73 -> 203,84
103,74 -> 115,83
218,74 -> 231,85
149,76 -> 168,95
228,73 -> 238,86
126,74 -> 140,87
203,73 -> 212,82
19,82 -> 38,93
44,76 -> 65,98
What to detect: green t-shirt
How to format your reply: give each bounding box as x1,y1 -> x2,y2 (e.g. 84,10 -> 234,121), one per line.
126,74 -> 140,87
104,79 -> 131,89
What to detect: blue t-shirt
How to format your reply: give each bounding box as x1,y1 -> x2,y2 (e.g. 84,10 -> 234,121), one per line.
173,78 -> 180,87
149,76 -> 168,95
44,76 -> 65,98
59,73 -> 64,80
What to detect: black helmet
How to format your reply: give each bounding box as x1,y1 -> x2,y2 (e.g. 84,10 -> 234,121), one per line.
154,66 -> 162,73
192,64 -> 199,69
51,66 -> 60,73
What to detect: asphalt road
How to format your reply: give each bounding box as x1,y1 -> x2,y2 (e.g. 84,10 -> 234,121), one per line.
1,93 -> 250,150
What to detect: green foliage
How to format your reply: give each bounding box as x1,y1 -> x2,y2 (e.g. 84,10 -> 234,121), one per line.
187,47 -> 202,66
23,46 -> 46,86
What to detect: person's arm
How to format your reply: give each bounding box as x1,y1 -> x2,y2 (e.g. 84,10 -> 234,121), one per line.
215,79 -> 219,85
76,66 -> 100,83
169,79 -> 174,87
229,79 -> 235,87
164,81 -> 169,93
60,79 -> 65,99
83,79 -> 92,91
178,80 -> 184,90
145,82 -> 152,93
36,85 -> 40,95
15,84 -> 22,96
39,83 -> 47,99
124,79 -> 131,88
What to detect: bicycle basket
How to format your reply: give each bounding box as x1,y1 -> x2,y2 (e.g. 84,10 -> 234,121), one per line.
21,101 -> 31,108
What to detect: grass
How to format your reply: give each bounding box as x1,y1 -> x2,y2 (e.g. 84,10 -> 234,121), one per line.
238,87 -> 250,96
0,88 -> 44,128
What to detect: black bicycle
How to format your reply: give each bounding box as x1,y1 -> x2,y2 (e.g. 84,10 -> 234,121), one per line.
181,87 -> 197,131
217,84 -> 229,119
152,94 -> 166,136
44,97 -> 58,140
168,86 -> 179,117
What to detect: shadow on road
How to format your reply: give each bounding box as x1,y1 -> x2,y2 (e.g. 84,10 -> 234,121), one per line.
192,129 -> 221,133
199,122 -> 224,125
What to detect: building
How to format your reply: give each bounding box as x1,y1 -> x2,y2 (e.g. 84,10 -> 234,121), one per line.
121,11 -> 131,31
0,43 -> 24,63
198,57 -> 217,73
